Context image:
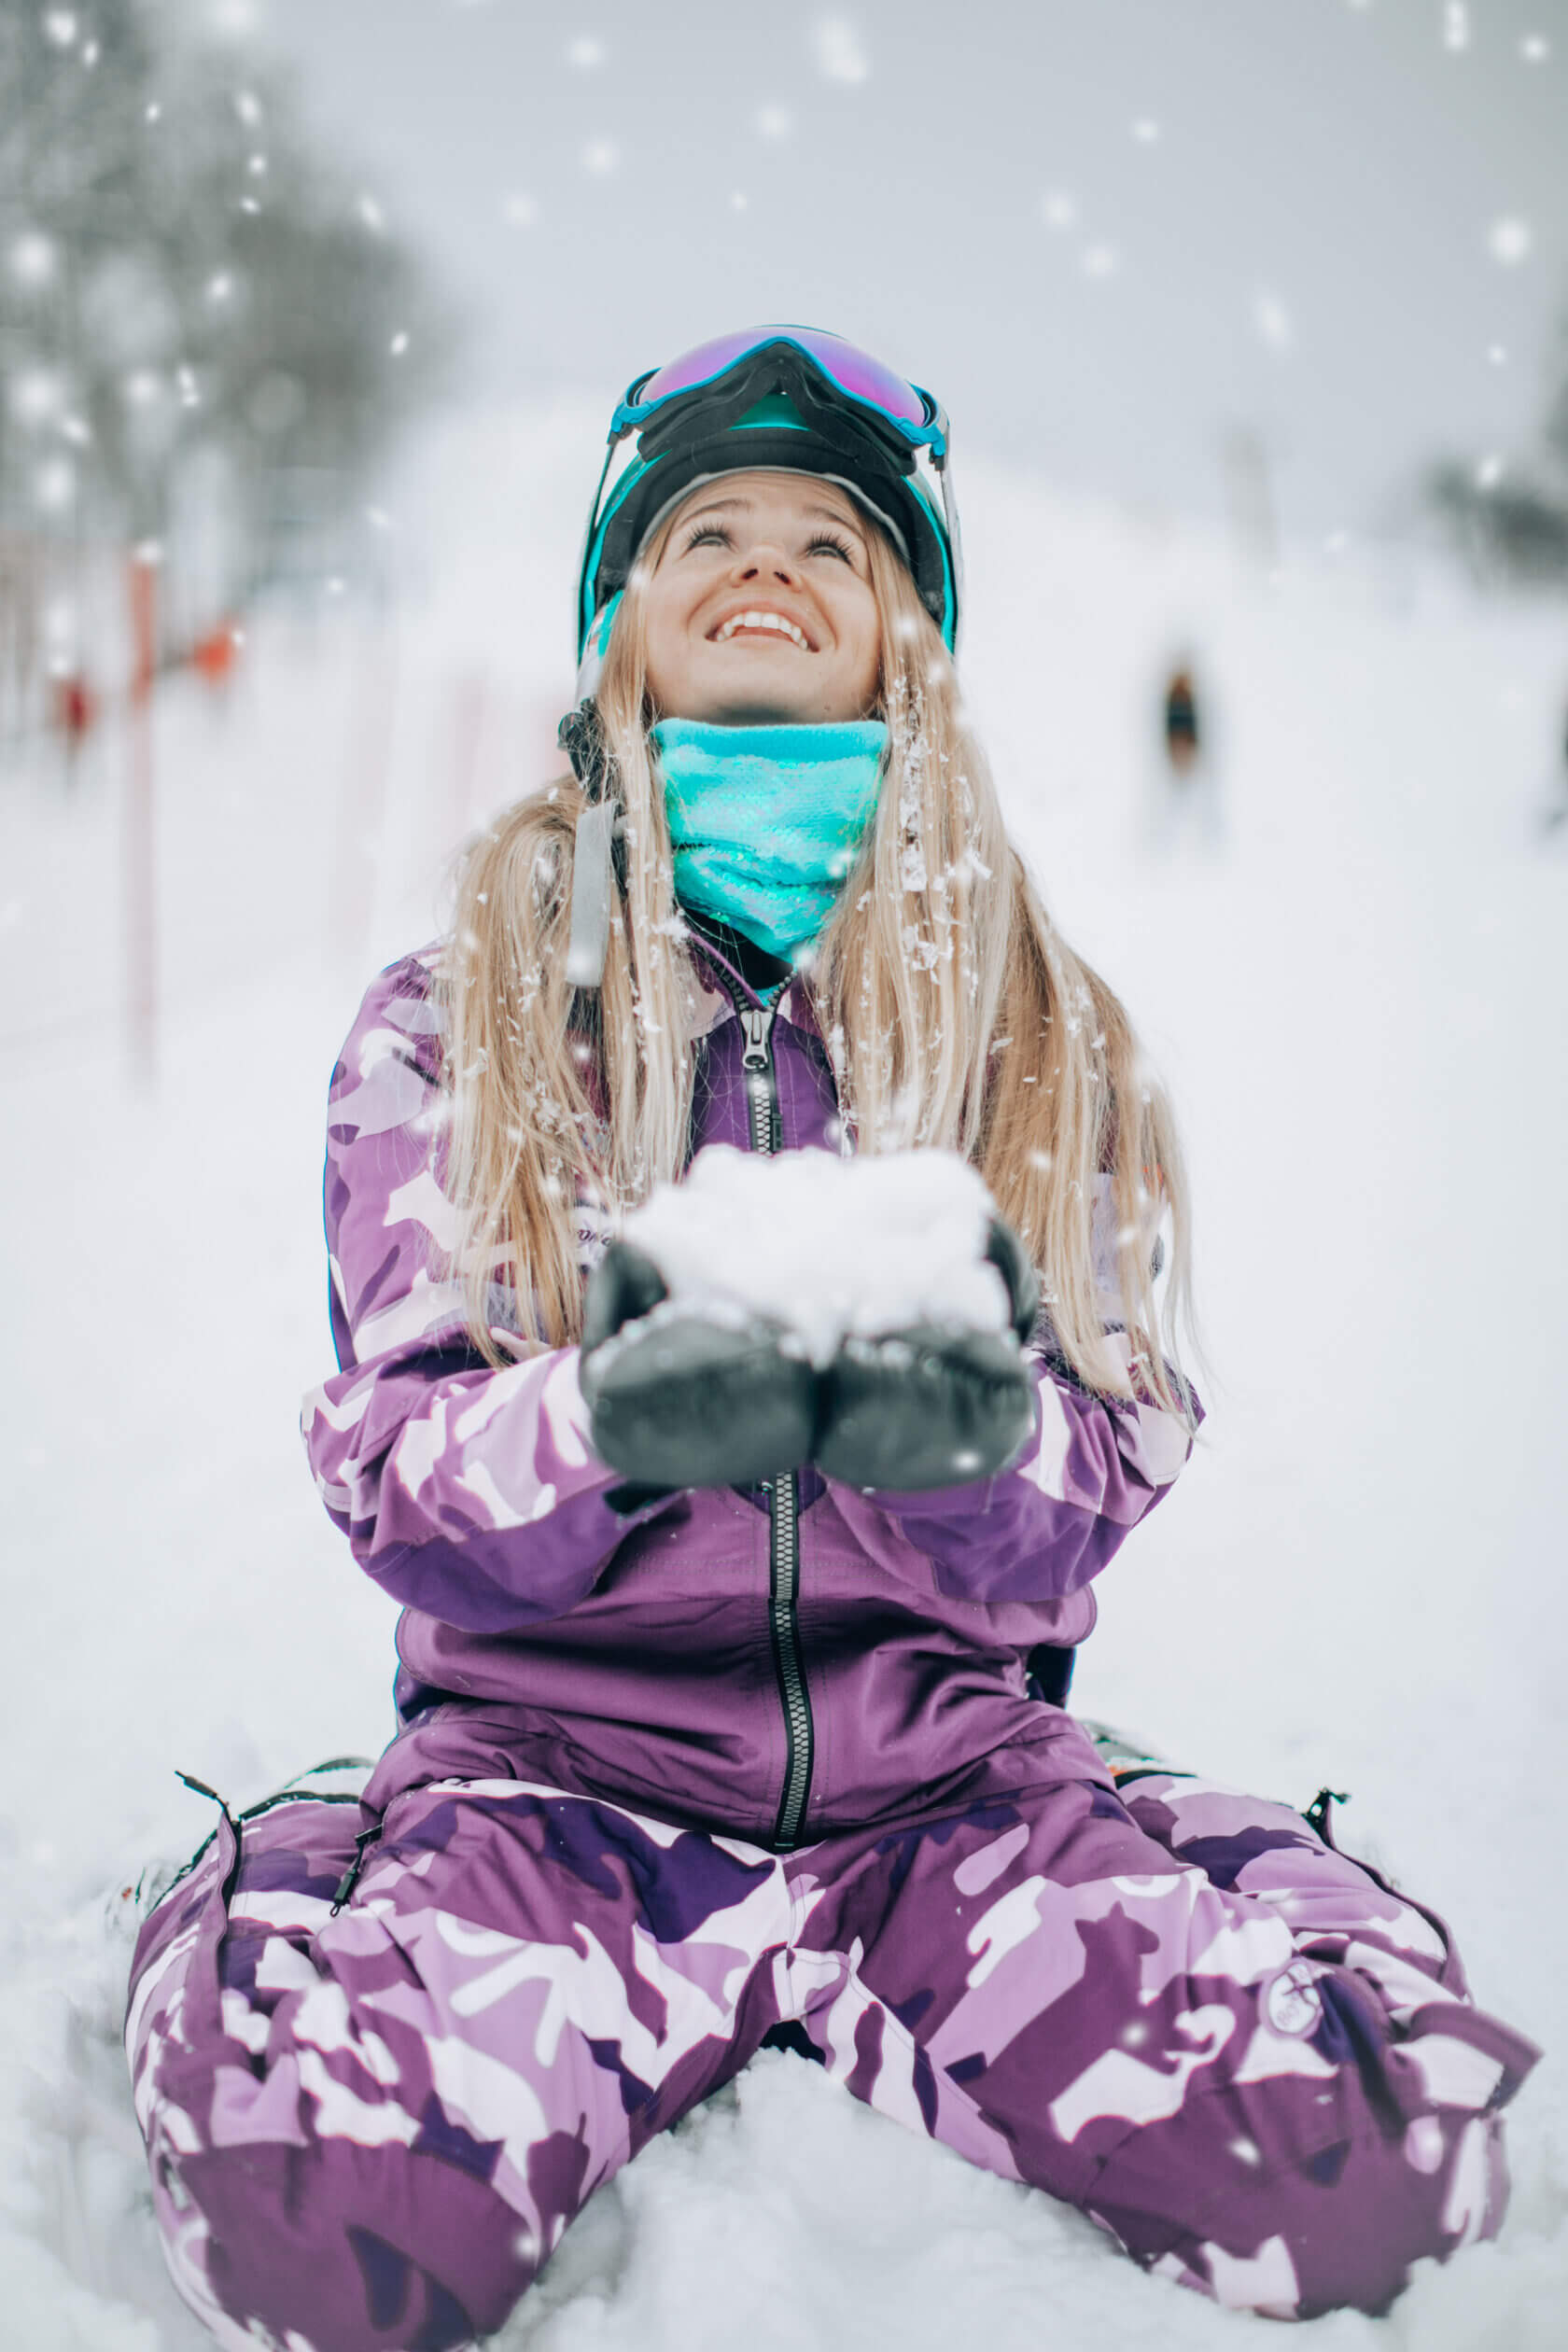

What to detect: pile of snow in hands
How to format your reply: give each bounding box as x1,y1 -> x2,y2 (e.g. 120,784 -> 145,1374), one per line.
620,1145 -> 1011,1365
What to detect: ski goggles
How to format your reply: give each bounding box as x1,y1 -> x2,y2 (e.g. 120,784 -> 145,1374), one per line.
576,326 -> 962,668
615,326 -> 949,456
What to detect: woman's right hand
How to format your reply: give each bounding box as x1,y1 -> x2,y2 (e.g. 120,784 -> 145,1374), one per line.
580,1241 -> 819,1490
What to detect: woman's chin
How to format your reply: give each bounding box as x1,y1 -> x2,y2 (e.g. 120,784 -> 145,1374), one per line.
680,689 -> 828,727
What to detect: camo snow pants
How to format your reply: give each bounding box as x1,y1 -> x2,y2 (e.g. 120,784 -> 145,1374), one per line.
126,1746 -> 1538,2349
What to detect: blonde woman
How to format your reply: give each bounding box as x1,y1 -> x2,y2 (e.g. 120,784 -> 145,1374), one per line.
127,329 -> 1535,2348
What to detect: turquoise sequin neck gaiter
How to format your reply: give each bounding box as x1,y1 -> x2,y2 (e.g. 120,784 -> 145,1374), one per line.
651,717 -> 888,967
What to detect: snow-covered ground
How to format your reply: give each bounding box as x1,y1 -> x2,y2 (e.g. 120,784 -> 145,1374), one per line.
3,410 -> 1564,2349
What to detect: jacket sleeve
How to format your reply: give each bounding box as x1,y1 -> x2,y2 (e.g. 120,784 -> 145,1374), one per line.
301,949 -> 669,1634
842,1179 -> 1198,1606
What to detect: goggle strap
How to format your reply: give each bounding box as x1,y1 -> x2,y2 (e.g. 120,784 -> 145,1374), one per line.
935,445 -> 965,655
574,430 -> 629,659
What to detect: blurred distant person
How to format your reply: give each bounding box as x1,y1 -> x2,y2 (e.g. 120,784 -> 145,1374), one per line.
124,327 -> 1534,2347
1155,652 -> 1222,847
189,619 -> 241,707
49,669 -> 98,785
1164,664 -> 1200,771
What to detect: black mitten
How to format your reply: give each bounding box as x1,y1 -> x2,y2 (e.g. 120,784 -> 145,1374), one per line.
814,1219 -> 1039,1491
580,1240 -> 819,1490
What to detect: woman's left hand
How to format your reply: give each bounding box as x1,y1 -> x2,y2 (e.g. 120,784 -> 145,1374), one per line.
814,1219 -> 1039,1492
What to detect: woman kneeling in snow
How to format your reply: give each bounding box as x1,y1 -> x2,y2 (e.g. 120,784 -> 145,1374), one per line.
126,329 -> 1537,2346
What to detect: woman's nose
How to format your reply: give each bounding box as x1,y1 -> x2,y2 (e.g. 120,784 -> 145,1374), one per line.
735,543 -> 799,584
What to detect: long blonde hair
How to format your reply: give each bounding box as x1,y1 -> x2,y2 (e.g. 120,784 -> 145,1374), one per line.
441,506 -> 1192,1413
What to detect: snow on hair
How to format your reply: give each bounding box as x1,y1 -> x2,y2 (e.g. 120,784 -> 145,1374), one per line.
441,501 -> 1193,1416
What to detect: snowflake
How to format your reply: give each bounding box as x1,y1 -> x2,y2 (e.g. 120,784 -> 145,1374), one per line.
1488,217 -> 1532,266
8,231 -> 56,288
35,456 -> 74,511
812,16 -> 869,84
1253,291 -> 1295,352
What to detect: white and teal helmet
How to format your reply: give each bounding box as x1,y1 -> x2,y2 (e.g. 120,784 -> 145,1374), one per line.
575,325 -> 961,694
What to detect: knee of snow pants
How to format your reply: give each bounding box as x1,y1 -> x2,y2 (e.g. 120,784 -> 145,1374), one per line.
795,1763 -> 1541,2324
1085,1770 -> 1540,2315
126,1780 -> 788,2350
1083,1982 -> 1522,2318
162,2137 -> 534,2352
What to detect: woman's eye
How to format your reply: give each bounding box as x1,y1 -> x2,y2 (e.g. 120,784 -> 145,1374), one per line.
684,525 -> 731,551
805,534 -> 854,563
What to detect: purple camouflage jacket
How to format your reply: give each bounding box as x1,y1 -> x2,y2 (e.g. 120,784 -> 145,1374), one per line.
302,941 -> 1194,1850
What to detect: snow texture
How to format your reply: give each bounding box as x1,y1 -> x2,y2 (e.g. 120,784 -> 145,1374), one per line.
2,412 -> 1565,2349
623,1145 -> 1006,1365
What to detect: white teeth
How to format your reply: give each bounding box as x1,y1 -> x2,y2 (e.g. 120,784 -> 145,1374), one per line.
713,609 -> 810,651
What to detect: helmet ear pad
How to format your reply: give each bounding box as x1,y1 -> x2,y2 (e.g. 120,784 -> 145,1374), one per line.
592,430 -> 951,646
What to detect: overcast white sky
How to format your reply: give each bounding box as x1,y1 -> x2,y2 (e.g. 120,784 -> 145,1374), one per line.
239,0 -> 1568,546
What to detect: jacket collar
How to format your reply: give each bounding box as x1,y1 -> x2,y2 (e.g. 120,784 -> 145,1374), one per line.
686,929 -> 823,1045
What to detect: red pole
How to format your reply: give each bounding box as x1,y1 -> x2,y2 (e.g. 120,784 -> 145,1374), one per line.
125,552 -> 159,1085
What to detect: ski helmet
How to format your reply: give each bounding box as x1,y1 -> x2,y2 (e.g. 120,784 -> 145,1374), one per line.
575,326 -> 961,692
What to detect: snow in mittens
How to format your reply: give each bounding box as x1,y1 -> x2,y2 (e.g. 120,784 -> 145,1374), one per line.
620,1145 -> 1010,1363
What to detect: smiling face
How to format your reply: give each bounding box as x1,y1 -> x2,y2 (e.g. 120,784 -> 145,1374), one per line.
641,470 -> 883,726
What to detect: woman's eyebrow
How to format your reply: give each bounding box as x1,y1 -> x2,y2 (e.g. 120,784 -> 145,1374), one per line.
679,495 -> 864,537
803,502 -> 863,533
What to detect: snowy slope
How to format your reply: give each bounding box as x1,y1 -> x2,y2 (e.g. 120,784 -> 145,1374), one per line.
1,414 -> 1564,2349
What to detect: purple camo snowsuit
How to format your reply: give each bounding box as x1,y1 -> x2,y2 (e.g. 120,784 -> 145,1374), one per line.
127,939 -> 1539,2348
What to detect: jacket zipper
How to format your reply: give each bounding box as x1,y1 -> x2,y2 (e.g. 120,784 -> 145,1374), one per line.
733,989 -> 814,1850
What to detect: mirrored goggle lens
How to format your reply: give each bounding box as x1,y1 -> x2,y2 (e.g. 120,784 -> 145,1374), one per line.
630,326 -> 931,433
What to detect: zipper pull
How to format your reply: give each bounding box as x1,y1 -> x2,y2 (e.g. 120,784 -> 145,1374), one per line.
738,1003 -> 777,1071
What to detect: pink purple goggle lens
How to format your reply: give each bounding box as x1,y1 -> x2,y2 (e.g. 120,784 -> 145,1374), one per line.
631,326 -> 930,432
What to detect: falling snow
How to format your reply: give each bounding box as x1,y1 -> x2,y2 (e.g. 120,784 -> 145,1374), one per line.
811,14 -> 870,85
1488,217 -> 1533,266
1253,292 -> 1295,353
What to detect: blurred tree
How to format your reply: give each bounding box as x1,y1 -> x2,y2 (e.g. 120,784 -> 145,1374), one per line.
1426,311 -> 1568,592
0,0 -> 456,719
